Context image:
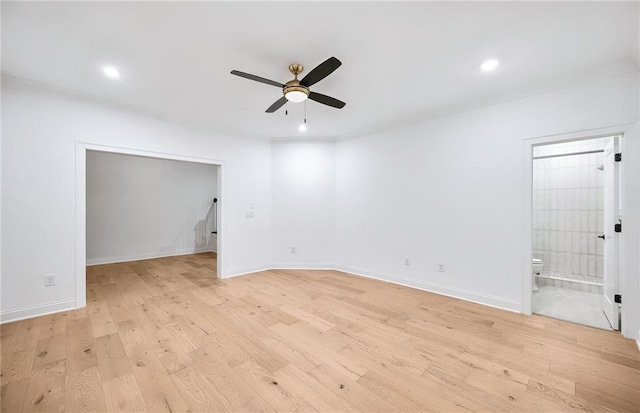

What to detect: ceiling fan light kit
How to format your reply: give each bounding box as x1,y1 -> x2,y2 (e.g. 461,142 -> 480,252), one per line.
231,57 -> 346,113
284,89 -> 309,103
283,63 -> 310,102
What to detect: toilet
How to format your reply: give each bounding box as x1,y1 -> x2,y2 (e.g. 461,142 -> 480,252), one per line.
532,258 -> 543,291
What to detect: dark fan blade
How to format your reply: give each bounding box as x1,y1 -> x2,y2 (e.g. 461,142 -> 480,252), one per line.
231,70 -> 284,88
300,57 -> 341,87
308,92 -> 346,109
266,96 -> 287,113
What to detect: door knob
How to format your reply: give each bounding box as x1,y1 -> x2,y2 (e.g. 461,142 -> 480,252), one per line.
597,234 -> 605,240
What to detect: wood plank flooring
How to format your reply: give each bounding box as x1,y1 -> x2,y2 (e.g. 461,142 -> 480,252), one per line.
1,252 -> 639,412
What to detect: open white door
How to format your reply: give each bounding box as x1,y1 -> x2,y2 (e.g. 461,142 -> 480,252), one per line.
602,137 -> 620,330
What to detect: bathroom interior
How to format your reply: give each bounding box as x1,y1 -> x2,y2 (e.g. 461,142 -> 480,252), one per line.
531,137 -> 615,330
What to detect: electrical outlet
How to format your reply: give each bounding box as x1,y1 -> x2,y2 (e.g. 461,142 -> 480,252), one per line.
404,257 -> 410,266
44,274 -> 56,287
291,246 -> 296,254
438,262 -> 445,272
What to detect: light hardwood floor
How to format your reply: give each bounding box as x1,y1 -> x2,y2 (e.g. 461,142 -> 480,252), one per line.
1,252 -> 639,412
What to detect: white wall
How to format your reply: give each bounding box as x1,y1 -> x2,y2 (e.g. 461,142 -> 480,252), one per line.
271,141 -> 336,267
335,72 -> 639,337
86,151 -> 218,265
1,83 -> 272,322
2,72 -> 639,341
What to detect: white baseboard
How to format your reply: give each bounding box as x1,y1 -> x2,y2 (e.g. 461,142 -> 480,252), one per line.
334,265 -> 521,313
0,264 -> 520,325
223,263 -> 520,313
86,247 -> 215,266
222,266 -> 272,279
1,299 -> 77,324
222,264 -> 334,279
269,263 -> 335,270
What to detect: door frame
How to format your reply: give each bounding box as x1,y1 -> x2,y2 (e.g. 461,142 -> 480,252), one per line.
75,142 -> 226,308
602,137 -> 620,330
521,123 -> 639,339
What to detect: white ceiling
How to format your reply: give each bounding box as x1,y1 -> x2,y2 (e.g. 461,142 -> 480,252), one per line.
2,2 -> 638,140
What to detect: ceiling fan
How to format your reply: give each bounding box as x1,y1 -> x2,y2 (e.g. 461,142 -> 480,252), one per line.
231,57 -> 346,113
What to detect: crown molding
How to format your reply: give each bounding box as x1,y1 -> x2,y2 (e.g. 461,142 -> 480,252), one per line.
1,74 -> 269,143
4,57 -> 638,144
336,59 -> 640,141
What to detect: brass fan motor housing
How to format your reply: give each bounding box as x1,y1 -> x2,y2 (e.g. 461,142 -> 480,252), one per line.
283,63 -> 310,98
282,80 -> 310,98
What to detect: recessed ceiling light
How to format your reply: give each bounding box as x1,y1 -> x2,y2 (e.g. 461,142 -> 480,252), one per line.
480,59 -> 499,72
102,66 -> 121,79
298,124 -> 307,132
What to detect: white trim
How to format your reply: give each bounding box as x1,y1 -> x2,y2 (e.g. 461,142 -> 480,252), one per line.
76,143 -> 87,308
218,264 -> 521,311
5,68 -> 638,144
522,139 -> 534,315
78,142 -> 227,165
1,300 -> 76,324
2,75 -> 266,142
76,142 -> 227,310
0,265 -> 521,323
269,264 -> 336,270
338,66 -> 639,141
86,248 -> 215,266
522,122 -> 640,339
335,265 -> 521,313
224,264 -> 337,279
222,266 -> 272,279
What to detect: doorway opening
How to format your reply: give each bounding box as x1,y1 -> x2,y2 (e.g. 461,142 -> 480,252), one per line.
531,135 -> 621,330
86,150 -> 219,265
75,143 -> 225,309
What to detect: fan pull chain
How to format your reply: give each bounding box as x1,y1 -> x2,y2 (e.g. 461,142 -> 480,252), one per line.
285,102 -> 288,116
304,100 -> 307,124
